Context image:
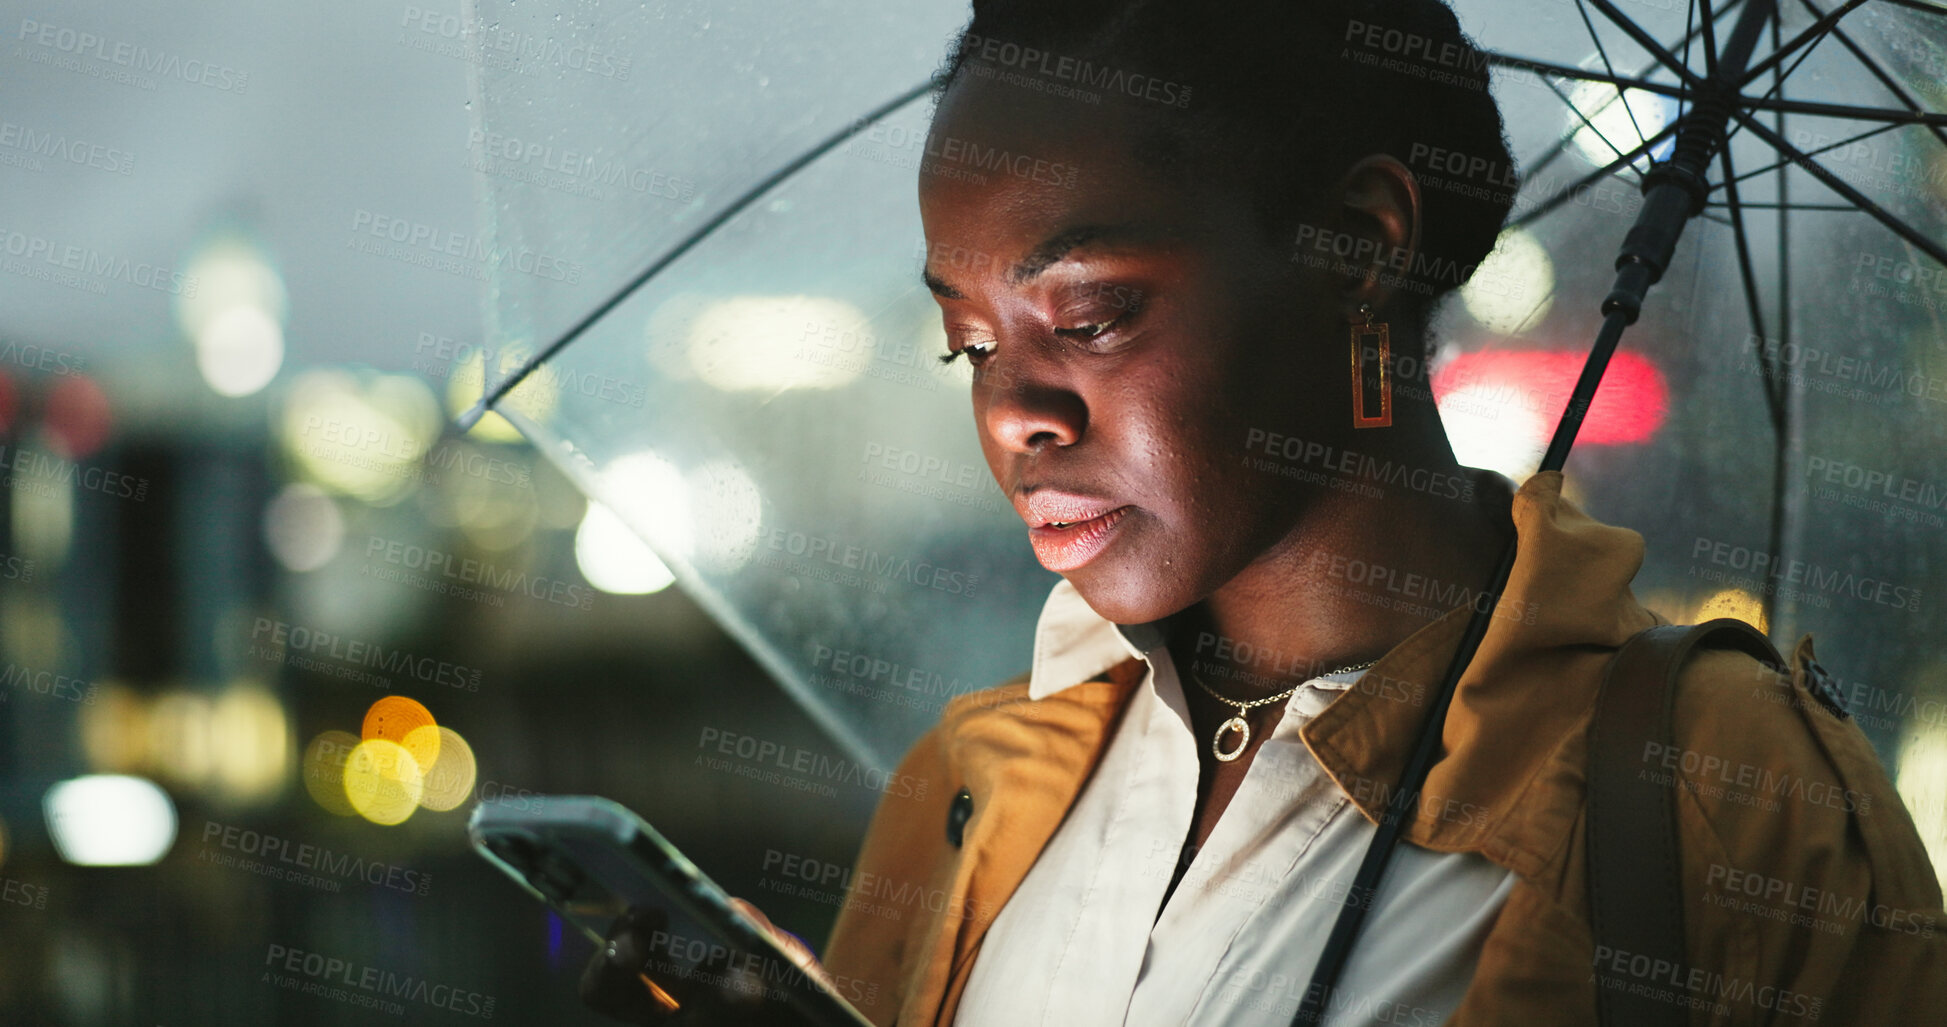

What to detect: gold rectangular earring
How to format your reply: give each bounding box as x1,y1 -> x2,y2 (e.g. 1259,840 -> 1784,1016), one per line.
1350,303 -> 1392,429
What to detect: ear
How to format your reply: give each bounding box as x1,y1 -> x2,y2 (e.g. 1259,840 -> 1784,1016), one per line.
1332,155 -> 1422,320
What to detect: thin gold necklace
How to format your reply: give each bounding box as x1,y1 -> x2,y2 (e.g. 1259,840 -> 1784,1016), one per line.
1189,660 -> 1378,762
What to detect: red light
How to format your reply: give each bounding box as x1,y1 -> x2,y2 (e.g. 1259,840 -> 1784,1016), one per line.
1432,349 -> 1667,444
45,374 -> 113,459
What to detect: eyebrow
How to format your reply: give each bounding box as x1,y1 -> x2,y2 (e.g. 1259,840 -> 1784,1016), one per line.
921,223 -> 1150,299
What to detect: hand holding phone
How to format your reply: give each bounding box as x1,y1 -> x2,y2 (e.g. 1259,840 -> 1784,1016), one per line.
580,899 -> 836,1025
468,796 -> 874,1026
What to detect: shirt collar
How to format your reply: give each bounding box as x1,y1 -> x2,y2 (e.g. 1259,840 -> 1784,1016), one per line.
1028,578 -> 1157,700
1027,578 -> 1374,702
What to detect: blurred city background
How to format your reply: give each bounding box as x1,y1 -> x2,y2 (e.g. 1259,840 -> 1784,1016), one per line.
2,0 -> 1945,1024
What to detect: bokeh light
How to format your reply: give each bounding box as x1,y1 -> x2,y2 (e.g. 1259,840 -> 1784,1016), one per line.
576,501 -> 676,595
1461,227 -> 1555,335
363,696 -> 437,749
280,369 -> 442,506
1896,725 -> 1947,894
43,775 -> 178,866
262,483 -> 345,572
177,236 -> 287,398
302,730 -> 361,817
414,727 -> 477,812
42,374 -> 113,459
1694,587 -> 1767,632
343,739 -> 423,826
1566,81 -> 1676,171
684,294 -> 869,391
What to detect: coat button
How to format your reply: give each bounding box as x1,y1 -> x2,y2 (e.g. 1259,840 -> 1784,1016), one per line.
946,788 -> 973,848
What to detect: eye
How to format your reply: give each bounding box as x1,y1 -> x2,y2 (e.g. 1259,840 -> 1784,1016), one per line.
938,335 -> 996,366
1054,318 -> 1121,340
1053,287 -> 1144,342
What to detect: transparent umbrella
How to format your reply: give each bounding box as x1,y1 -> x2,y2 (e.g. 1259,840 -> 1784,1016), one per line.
453,0 -> 1947,847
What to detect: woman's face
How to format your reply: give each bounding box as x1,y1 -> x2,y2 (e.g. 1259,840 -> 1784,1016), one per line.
918,78 -> 1355,625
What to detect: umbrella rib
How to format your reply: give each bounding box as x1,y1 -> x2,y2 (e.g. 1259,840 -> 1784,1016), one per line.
456,78 -> 941,430
1741,0 -> 1868,83
1492,0 -> 1747,182
1485,52 -> 1689,96
1712,119 -> 1903,188
1802,0 -> 1947,151
1705,200 -> 1874,209
1541,72 -> 1643,170
1573,0 -> 1653,147
1507,122 -> 1679,229
1737,95 -> 1947,124
1585,0 -> 1711,89
1716,146 -> 1786,427
1869,0 -> 1947,16
1732,109 -> 1947,266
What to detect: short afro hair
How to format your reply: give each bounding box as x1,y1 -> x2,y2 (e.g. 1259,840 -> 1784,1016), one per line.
935,0 -> 1518,332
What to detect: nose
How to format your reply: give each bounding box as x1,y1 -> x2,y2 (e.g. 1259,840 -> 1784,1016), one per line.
979,355 -> 1086,454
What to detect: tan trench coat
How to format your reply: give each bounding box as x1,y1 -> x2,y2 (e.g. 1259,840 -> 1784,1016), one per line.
820,472 -> 1947,1025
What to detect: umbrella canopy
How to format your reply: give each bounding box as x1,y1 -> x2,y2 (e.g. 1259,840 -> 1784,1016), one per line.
457,0 -> 1947,801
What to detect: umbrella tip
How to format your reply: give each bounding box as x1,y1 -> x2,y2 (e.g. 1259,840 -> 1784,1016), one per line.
454,401 -> 488,432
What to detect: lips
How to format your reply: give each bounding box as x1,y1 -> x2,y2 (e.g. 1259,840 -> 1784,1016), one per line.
1019,489 -> 1132,572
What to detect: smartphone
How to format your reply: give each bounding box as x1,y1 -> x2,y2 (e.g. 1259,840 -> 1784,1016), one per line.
468,795 -> 876,1026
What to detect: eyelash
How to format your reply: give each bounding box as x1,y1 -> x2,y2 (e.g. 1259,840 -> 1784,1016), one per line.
937,301 -> 1143,365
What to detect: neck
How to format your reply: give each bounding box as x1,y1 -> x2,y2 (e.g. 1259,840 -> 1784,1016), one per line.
1170,444 -> 1515,704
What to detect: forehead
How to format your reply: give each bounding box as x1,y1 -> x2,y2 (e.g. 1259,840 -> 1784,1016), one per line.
917,78 -> 1213,279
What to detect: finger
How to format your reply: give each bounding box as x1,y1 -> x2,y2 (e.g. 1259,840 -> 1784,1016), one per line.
728,898 -> 840,993
581,909 -> 687,1025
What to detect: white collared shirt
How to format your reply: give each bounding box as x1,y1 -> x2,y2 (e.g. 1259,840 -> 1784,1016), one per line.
953,580 -> 1515,1027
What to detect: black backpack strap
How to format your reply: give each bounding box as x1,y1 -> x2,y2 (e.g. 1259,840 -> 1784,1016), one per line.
1586,618 -> 1783,1027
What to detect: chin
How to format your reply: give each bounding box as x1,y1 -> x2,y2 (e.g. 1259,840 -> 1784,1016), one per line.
1062,560 -> 1192,628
